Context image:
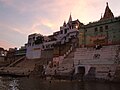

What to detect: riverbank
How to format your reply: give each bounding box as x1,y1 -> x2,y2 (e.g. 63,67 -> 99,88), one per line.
0,68 -> 120,83
0,57 -> 42,77
0,67 -> 31,77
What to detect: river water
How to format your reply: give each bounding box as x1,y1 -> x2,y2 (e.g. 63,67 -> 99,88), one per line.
0,76 -> 120,90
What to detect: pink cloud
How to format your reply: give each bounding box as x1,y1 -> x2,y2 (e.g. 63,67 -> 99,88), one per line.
0,23 -> 27,35
0,39 -> 15,50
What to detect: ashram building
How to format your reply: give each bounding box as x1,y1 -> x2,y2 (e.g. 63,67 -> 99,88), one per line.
79,2 -> 120,47
74,3 -> 120,80
26,15 -> 82,59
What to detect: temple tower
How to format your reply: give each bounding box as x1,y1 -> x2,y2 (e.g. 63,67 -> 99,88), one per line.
101,2 -> 114,20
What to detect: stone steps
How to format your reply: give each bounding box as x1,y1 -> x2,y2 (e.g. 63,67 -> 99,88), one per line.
8,56 -> 25,67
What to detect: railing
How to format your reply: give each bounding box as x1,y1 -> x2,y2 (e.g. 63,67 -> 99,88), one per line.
8,56 -> 25,67
59,46 -> 73,64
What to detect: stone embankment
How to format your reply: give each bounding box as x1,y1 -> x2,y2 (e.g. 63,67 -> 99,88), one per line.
0,57 -> 41,77
0,67 -> 31,77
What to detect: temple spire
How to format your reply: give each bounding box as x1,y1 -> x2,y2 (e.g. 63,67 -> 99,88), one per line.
63,21 -> 66,26
101,2 -> 114,20
101,13 -> 103,19
106,2 -> 108,6
68,13 -> 72,22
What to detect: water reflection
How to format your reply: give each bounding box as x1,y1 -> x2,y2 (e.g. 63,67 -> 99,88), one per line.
0,76 -> 19,90
0,76 -> 120,90
9,79 -> 19,90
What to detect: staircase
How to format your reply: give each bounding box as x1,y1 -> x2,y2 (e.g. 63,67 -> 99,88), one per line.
45,48 -> 75,76
8,56 -> 25,67
74,45 -> 118,65
0,57 -> 39,76
56,50 -> 75,76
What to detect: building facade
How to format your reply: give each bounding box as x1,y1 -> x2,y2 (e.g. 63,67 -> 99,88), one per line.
26,15 -> 83,59
79,3 -> 120,47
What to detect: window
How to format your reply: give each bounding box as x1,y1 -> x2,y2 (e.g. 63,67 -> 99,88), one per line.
42,45 -> 44,49
95,28 -> 98,32
64,29 -> 67,34
60,30 -> 63,34
105,25 -> 108,30
100,27 -> 103,32
33,37 -> 35,40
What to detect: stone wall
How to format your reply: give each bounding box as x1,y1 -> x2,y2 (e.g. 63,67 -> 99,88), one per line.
74,45 -> 120,79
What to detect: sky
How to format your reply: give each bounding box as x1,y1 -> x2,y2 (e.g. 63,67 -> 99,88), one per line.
0,0 -> 120,50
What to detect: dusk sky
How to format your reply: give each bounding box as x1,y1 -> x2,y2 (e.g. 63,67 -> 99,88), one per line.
0,0 -> 120,50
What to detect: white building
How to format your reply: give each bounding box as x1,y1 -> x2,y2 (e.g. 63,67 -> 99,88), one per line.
26,15 -> 83,59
